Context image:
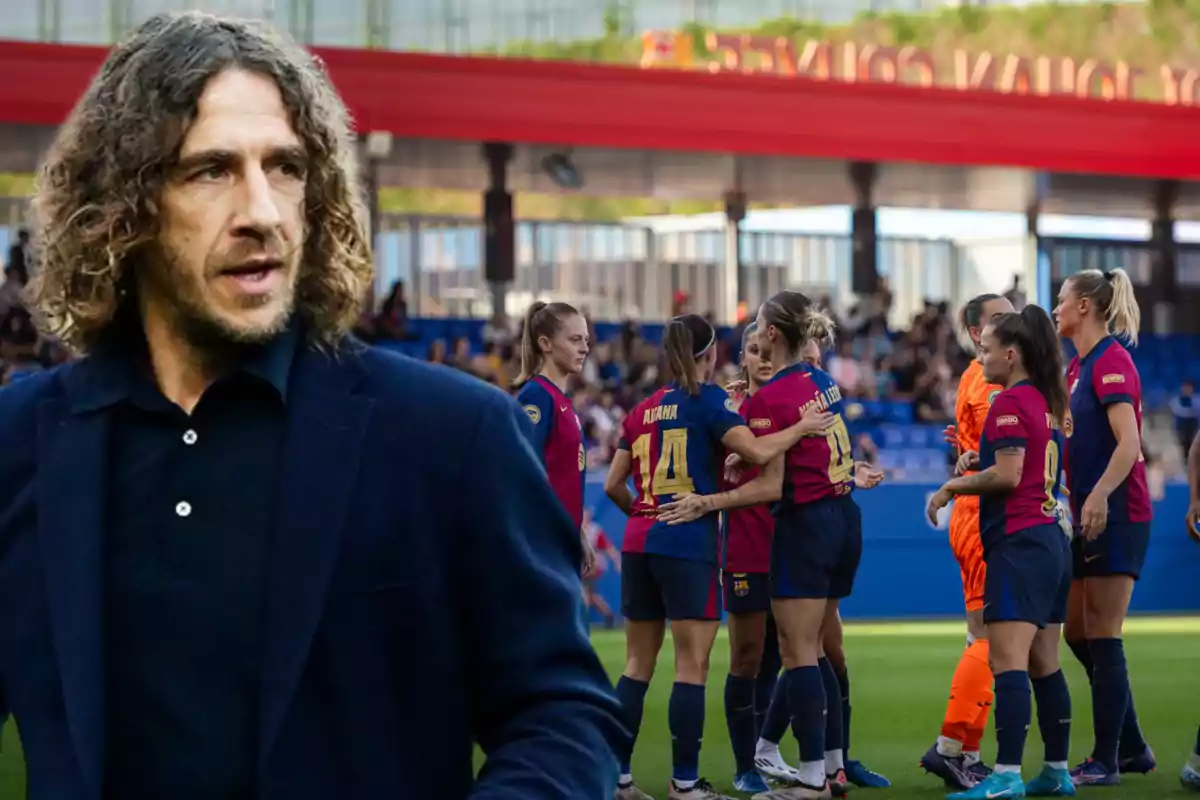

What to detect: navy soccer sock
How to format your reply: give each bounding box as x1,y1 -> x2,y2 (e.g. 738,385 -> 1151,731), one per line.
836,664 -> 851,757
669,682 -> 707,782
614,676 -> 650,774
785,665 -> 827,765
1071,636 -> 1146,759
1067,638 -> 1094,680
725,674 -> 757,775
761,676 -> 791,745
1089,638 -> 1130,772
818,658 -> 844,768
994,670 -> 1032,768
755,617 -> 783,737
1032,670 -> 1072,764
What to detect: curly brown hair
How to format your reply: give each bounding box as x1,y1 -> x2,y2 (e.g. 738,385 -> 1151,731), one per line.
27,11 -> 373,355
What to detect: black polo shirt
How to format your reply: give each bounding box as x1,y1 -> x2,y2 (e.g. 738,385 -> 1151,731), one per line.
87,326 -> 297,800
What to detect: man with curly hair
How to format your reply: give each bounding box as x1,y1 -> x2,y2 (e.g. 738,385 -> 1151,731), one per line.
0,11 -> 625,800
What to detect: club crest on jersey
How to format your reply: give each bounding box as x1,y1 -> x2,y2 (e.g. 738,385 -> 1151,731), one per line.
987,389 -> 1000,405
523,404 -> 541,425
732,577 -> 750,597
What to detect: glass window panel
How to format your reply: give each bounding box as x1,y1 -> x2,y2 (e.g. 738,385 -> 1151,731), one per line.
57,0 -> 111,43
309,0 -> 367,46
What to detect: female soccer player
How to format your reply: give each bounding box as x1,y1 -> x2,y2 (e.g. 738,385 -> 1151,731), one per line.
1183,433 -> 1200,791
802,337 -> 891,792
514,301 -> 593,570
723,332 -> 889,793
604,314 -> 831,800
926,306 -> 1075,799
661,292 -> 880,800
720,322 -> 791,795
923,293 -> 1014,790
1054,268 -> 1155,786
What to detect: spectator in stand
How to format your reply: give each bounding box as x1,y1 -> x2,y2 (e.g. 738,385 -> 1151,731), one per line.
374,280 -> 417,341
6,228 -> 30,276
1005,275 -> 1028,311
450,335 -> 472,370
828,339 -> 865,397
426,338 -> 448,365
0,261 -> 27,321
1170,379 -> 1198,456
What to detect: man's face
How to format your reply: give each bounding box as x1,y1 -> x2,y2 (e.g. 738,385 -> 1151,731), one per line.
146,68 -> 307,346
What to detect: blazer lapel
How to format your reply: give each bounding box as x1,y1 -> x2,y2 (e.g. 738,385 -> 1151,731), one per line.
258,347 -> 374,770
38,397 -> 108,799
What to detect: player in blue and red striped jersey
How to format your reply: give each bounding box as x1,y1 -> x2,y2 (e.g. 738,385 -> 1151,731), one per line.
660,292 -> 875,800
719,322 -> 792,795
1183,434 -> 1200,792
513,301 -> 593,572
1182,433 -> 1200,792
734,333 -> 890,793
1054,269 -> 1156,786
926,306 -> 1075,799
603,314 -> 830,800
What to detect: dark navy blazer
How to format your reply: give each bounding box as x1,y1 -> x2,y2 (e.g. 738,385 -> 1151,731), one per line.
0,341 -> 628,799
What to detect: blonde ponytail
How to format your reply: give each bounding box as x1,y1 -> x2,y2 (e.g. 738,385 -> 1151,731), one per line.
1104,268 -> 1141,346
1067,268 -> 1142,347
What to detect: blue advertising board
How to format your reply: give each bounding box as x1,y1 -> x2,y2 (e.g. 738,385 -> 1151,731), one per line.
583,478 -> 1200,623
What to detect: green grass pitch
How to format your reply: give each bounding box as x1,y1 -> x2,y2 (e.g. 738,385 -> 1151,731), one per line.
0,617 -> 1195,798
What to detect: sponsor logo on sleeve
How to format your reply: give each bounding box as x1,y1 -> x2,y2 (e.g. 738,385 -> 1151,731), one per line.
1101,373 -> 1126,385
523,404 -> 541,425
996,415 -> 1019,427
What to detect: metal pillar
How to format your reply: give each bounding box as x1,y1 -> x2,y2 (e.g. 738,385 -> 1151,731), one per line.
1151,179 -> 1179,334
849,162 -> 879,296
724,190 -> 747,325
361,131 -> 393,311
1024,203 -> 1041,310
482,142 -> 515,318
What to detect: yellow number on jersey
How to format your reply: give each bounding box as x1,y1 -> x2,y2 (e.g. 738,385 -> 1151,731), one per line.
1042,440 -> 1060,515
631,430 -> 696,507
825,418 -> 855,485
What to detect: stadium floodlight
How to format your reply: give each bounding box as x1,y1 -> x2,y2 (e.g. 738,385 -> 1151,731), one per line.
542,152 -> 583,190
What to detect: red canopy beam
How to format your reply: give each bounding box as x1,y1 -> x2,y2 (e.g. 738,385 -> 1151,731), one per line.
0,38 -> 1198,179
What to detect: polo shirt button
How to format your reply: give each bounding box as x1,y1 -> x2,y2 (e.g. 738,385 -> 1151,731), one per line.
175,501 -> 192,518
182,429 -> 198,445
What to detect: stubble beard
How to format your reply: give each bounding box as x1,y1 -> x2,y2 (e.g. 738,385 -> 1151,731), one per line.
143,245 -> 298,360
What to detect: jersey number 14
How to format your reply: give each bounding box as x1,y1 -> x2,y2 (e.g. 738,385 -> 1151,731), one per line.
631,430 -> 696,506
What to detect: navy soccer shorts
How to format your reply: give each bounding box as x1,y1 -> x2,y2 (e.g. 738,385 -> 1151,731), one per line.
1071,520 -> 1150,580
722,571 -> 770,615
770,494 -> 863,600
984,523 -> 1072,628
621,552 -> 721,622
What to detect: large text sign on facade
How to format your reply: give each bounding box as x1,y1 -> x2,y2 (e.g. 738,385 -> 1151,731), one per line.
641,31 -> 1200,105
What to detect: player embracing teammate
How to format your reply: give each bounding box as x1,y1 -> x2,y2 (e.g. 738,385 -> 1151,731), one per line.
657,291 -> 885,800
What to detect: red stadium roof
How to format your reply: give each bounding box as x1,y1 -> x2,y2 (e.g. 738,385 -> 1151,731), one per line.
2,38 -> 1200,217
